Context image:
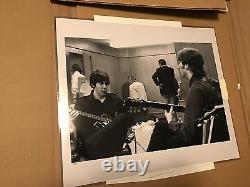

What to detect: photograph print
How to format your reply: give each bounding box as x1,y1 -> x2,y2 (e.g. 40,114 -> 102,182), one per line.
56,18 -> 239,186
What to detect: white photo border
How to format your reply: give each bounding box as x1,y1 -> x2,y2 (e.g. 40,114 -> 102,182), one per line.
55,18 -> 239,187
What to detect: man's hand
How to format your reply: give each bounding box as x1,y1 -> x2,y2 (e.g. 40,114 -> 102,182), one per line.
69,104 -> 79,121
159,83 -> 163,89
164,106 -> 181,131
164,106 -> 174,123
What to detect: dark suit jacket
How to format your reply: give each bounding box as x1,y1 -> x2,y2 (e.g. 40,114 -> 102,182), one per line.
152,66 -> 177,95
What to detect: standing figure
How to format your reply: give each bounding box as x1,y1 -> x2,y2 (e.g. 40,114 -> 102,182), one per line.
71,64 -> 85,101
128,76 -> 148,101
152,59 -> 178,104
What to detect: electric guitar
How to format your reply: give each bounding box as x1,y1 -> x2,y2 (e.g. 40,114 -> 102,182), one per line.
71,98 -> 185,130
71,108 -> 112,130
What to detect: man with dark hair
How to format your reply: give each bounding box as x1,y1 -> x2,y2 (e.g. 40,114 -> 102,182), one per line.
70,70 -> 133,161
72,64 -> 83,73
152,59 -> 178,104
147,48 -> 229,151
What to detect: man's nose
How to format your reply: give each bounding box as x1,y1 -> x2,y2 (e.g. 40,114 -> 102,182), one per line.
102,83 -> 107,88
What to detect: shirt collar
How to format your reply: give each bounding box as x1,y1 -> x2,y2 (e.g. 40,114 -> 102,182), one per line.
189,75 -> 206,87
89,91 -> 111,103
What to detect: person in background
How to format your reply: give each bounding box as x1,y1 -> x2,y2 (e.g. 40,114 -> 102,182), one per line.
147,48 -> 228,151
71,64 -> 85,101
78,77 -> 92,97
128,76 -> 147,101
152,59 -> 178,104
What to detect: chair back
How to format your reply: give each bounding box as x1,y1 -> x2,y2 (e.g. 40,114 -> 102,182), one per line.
197,105 -> 224,144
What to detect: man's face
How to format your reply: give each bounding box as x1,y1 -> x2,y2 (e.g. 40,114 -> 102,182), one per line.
178,61 -> 187,77
178,60 -> 184,70
178,61 -> 192,80
94,81 -> 109,98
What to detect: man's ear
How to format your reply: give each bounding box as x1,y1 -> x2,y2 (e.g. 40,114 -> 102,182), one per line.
184,64 -> 189,70
90,83 -> 95,88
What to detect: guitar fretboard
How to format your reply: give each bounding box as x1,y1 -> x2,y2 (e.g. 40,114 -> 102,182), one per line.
77,110 -> 110,122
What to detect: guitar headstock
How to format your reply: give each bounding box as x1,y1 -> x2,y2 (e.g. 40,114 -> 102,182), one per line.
123,98 -> 145,107
122,98 -> 147,114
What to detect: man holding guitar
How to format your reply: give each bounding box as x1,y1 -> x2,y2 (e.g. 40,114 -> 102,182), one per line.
70,70 -> 133,161
147,48 -> 226,151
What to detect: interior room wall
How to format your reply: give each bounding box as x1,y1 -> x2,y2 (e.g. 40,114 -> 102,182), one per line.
65,37 -> 117,57
116,57 -> 131,98
121,43 -> 179,102
65,38 -> 119,94
84,51 -> 119,94
65,39 -> 183,102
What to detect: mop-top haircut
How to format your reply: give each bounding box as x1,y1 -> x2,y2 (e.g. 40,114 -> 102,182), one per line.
177,48 -> 206,78
89,69 -> 110,88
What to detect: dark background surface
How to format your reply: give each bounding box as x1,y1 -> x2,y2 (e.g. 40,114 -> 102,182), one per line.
0,0 -> 250,187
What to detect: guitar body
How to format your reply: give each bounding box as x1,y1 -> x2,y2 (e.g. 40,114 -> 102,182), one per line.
93,114 -> 112,130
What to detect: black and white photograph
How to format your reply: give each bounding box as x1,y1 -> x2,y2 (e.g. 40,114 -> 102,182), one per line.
56,18 -> 239,186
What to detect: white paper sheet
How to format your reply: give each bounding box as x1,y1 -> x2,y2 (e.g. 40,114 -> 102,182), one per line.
56,18 -> 239,187
94,15 -> 182,27
94,15 -> 215,185
106,162 -> 215,184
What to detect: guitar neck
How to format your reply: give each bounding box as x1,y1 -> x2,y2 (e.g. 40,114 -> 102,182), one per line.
123,98 -> 185,113
77,110 -> 108,122
143,101 -> 185,113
